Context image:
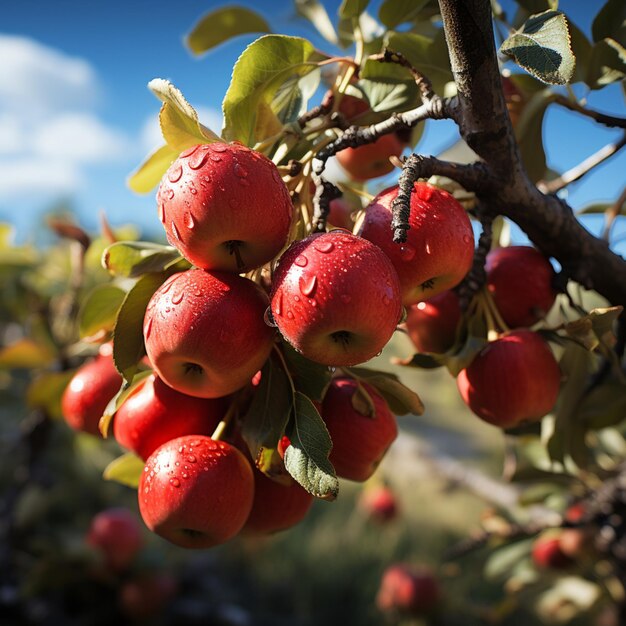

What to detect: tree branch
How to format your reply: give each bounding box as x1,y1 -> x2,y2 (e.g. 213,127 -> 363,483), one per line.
553,94 -> 626,130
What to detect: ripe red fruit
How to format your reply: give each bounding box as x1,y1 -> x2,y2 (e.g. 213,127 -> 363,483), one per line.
359,484 -> 398,522
321,377 -> 398,481
405,290 -> 461,354
270,231 -> 402,366
118,573 -> 177,620
376,564 -> 441,615
485,246 -> 556,328
156,142 -> 293,272
336,133 -> 405,181
457,330 -> 561,428
144,269 -> 274,398
62,343 -> 122,436
86,508 -> 143,571
242,469 -> 314,535
138,435 -> 254,549
327,197 -> 356,231
113,374 -> 227,460
532,535 -> 573,569
358,182 -> 474,305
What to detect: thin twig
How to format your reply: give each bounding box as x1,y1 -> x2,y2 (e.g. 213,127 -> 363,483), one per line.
603,186 -> 626,242
538,133 -> 626,194
371,48 -> 435,102
553,94 -> 626,130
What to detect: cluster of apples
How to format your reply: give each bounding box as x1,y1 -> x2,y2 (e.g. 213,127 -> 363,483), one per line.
61,136 -> 478,549
405,245 -> 562,429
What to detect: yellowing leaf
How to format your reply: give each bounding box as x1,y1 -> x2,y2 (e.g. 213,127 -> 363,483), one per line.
0,339 -> 56,369
128,144 -> 178,194
103,452 -> 145,488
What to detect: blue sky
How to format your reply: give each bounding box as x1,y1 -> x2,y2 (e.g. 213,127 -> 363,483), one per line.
1,0 -> 624,249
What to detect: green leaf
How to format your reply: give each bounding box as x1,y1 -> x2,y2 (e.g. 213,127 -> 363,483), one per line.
102,241 -> 185,278
295,0 -> 339,46
347,367 -> 424,415
567,20 -> 593,84
103,452 -> 145,488
186,6 -> 271,55
149,79 -> 221,152
577,382 -> 626,430
27,370 -> 76,420
271,69 -> 321,126
281,342 -> 332,401
240,358 -> 293,471
500,10 -> 575,85
338,0 -> 370,19
379,0 -> 430,28
587,38 -> 626,89
127,145 -> 178,195
222,35 -> 322,146
78,285 -> 126,340
592,0 -> 626,45
113,272 -> 173,383
484,539 -> 533,580
100,369 -> 153,437
576,202 -> 611,215
0,339 -> 56,369
284,392 -> 338,500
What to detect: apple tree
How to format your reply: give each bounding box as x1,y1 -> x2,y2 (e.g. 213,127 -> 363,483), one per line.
1,0 -> 626,623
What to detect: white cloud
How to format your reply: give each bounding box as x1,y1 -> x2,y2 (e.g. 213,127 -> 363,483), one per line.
0,114 -> 25,154
0,158 -> 82,197
33,113 -> 131,163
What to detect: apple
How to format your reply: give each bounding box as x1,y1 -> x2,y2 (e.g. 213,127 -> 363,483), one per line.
86,507 -> 144,571
456,330 -> 561,428
405,290 -> 461,354
242,469 -> 314,535
113,374 -> 227,460
359,484 -> 398,522
485,246 -> 556,328
270,230 -> 402,366
138,435 -> 254,548
62,343 -> 122,436
376,564 -> 440,615
320,377 -> 398,481
327,197 -> 357,231
156,142 -> 293,272
118,573 -> 177,620
358,182 -> 474,305
559,528 -> 593,559
336,133 -> 405,182
532,534 -> 573,569
144,269 -> 275,398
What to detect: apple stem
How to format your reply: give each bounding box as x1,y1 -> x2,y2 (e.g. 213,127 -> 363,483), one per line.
226,240 -> 246,272
211,401 -> 238,442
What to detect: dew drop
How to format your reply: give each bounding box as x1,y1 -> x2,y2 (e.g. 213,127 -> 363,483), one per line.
182,472 -> 189,479
300,275 -> 317,297
169,478 -> 180,488
185,212 -> 196,229
273,292 -> 283,317
144,317 -> 153,339
234,163 -> 248,178
310,299 -> 317,307
187,455 -> 197,463
166,188 -> 175,200
161,280 -> 174,294
294,295 -> 300,303
313,240 -> 334,253
171,222 -> 182,241
425,242 -> 432,255
168,165 -> 183,183
463,234 -> 473,244
190,187 -> 198,195
340,294 -> 352,304
189,148 -> 209,170
180,145 -> 199,158
210,154 -> 222,162
294,254 -> 308,267
210,143 -> 228,152
172,291 -> 184,305
263,307 -> 278,328
399,244 -> 416,261
194,289 -> 202,297
287,311 -> 294,320
158,203 -> 166,223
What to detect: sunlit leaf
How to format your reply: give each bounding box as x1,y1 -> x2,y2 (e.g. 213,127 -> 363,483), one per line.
78,285 -> 126,340
295,0 -> 338,45
0,339 -> 56,369
103,452 -> 145,488
338,0 -> 370,19
379,0 -> 430,28
186,6 -> 270,55
102,241 -> 185,278
127,144 -> 178,194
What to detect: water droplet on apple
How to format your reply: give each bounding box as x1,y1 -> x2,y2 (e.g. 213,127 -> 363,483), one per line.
313,240 -> 334,253
180,145 -> 199,158
310,299 -> 317,307
300,275 -> 317,297
287,311 -> 294,319
187,455 -> 197,463
189,148 -> 209,169
425,242 -> 432,255
340,294 -> 352,304
181,472 -> 189,479
185,212 -> 196,229
172,291 -> 184,305
399,244 -> 416,261
294,295 -> 300,303
211,143 -> 227,152
190,187 -> 197,195
210,154 -> 222,162
171,222 -> 182,241
169,478 -> 181,488
234,163 -> 248,178
294,255 -> 308,267
263,307 -> 277,327
144,317 -> 153,339
158,203 -> 166,223
463,234 -> 473,244
168,165 -> 183,183
194,289 -> 202,297
166,188 -> 175,200
273,293 -> 283,316
161,280 -> 173,294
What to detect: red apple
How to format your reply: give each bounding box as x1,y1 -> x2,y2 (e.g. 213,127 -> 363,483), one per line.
456,330 -> 561,428
321,377 -> 398,481
143,269 -> 275,398
138,435 -> 254,548
376,564 -> 441,615
486,246 -> 557,328
559,528 -> 593,559
113,374 -> 227,460
86,507 -> 143,571
327,197 -> 357,231
118,573 -> 177,620
156,142 -> 292,272
358,182 -> 474,305
62,343 -> 122,436
270,230 -> 402,366
336,133 -> 405,181
532,535 -> 573,569
242,469 -> 314,535
359,484 -> 398,522
405,290 -> 461,354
